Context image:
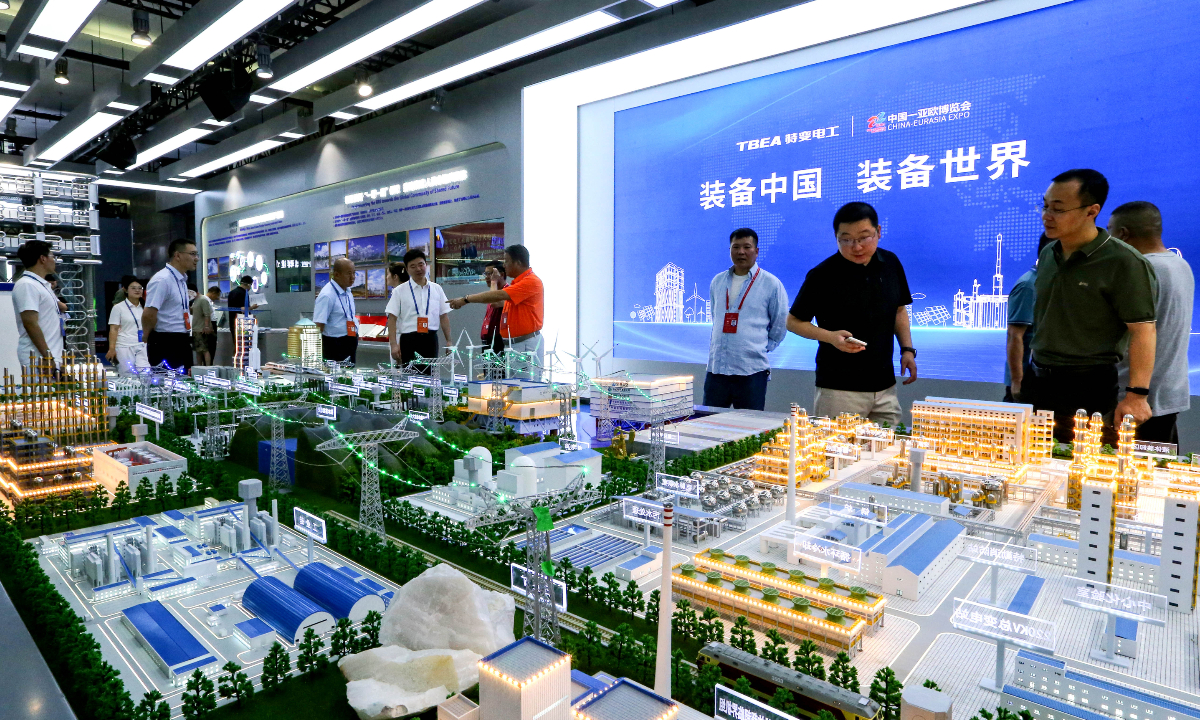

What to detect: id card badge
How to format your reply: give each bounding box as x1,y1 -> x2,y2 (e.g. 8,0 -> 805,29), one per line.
59,316 -> 65,337
722,312 -> 739,333
346,320 -> 358,337
184,312 -> 192,331
137,329 -> 143,343
417,316 -> 429,334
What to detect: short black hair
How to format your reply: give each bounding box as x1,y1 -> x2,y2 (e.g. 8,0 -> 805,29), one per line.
485,260 -> 505,276
1052,168 -> 1109,209
167,238 -> 194,258
729,228 -> 758,247
402,248 -> 427,265
240,275 -> 253,285
187,282 -> 198,292
17,240 -> 51,268
206,285 -> 221,295
1109,201 -> 1162,240
833,202 -> 879,232
120,275 -> 141,290
388,262 -> 407,280
505,244 -> 530,267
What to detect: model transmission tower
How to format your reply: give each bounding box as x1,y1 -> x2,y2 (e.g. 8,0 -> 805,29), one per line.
316,420 -> 418,536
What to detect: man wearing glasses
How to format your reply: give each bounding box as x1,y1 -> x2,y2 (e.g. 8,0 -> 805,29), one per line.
144,239 -> 200,373
1029,169 -> 1157,444
787,202 -> 916,426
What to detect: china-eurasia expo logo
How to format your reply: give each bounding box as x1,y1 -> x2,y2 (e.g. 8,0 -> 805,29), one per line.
866,112 -> 887,133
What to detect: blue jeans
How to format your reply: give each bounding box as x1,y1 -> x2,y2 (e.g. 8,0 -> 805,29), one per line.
703,370 -> 770,411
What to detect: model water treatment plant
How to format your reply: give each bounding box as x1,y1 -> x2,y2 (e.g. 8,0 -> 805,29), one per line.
3,352 -> 1200,720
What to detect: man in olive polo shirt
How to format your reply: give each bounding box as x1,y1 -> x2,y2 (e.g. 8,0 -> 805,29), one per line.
1029,169 -> 1158,444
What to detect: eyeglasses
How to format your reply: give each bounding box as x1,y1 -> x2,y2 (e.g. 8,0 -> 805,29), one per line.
1038,204 -> 1090,217
178,250 -> 200,257
837,236 -> 876,247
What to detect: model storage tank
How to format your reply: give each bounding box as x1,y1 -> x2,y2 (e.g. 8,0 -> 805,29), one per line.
242,576 -> 335,644
293,562 -> 385,621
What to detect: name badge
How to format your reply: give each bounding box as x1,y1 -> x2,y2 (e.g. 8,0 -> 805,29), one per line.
137,329 -> 143,343
184,311 -> 192,331
722,312 -> 739,334
417,317 -> 429,334
59,316 -> 65,337
346,320 -> 358,337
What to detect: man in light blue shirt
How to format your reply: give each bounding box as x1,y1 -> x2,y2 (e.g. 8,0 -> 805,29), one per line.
704,228 -> 789,410
314,257 -> 359,364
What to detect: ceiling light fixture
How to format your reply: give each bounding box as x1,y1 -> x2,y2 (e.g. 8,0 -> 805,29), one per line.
358,11 -> 619,112
0,1 -> 9,10
94,177 -> 202,195
54,59 -> 69,85
37,111 -> 123,161
131,126 -> 214,169
202,119 -> 232,127
430,88 -> 444,112
329,111 -> 356,121
255,42 -> 273,79
179,138 -> 283,178
144,72 -> 180,86
131,9 -> 152,47
355,68 -> 372,97
0,96 -> 21,124
162,0 -> 294,72
269,0 -> 489,94
0,81 -> 30,93
29,0 -> 105,43
18,45 -> 57,60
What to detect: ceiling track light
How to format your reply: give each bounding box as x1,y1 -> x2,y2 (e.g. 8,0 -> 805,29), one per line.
355,67 -> 372,97
430,87 -> 445,112
54,59 -> 69,85
131,9 -> 152,47
256,42 -> 273,80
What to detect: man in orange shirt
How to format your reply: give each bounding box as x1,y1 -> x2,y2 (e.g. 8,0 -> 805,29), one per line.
450,245 -> 544,378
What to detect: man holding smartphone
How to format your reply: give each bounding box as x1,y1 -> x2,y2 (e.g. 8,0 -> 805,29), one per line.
787,202 -> 916,425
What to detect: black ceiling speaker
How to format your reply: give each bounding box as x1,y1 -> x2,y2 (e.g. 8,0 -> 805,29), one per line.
96,133 -> 138,169
198,62 -> 253,121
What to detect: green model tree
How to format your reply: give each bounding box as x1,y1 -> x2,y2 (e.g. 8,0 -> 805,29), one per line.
699,607 -> 724,643
761,629 -> 790,665
607,624 -> 636,676
733,675 -> 755,696
923,679 -> 941,690
693,661 -> 723,709
65,488 -> 85,529
176,473 -> 195,506
670,650 -> 694,704
218,661 -> 240,701
870,666 -> 904,720
360,610 -> 383,650
645,589 -> 661,626
181,669 -> 217,720
601,572 -> 622,607
793,640 -> 825,679
133,689 -> 170,720
297,627 -> 326,673
261,642 -> 291,690
331,617 -> 358,659
112,480 -> 131,519
817,710 -> 839,720
133,478 -> 154,513
154,474 -> 173,512
729,616 -> 757,655
579,566 -> 598,601
87,485 -> 109,525
622,580 -> 645,616
830,652 -> 859,692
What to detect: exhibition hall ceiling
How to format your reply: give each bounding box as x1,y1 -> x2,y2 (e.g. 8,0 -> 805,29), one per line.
0,0 -> 698,193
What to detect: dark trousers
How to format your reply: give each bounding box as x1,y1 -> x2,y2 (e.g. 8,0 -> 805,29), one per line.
399,332 -> 439,373
1137,413 -> 1179,445
322,335 -> 359,365
147,331 -> 193,373
1028,361 -> 1118,445
703,370 -> 770,411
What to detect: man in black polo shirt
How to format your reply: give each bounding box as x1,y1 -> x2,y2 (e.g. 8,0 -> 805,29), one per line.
1029,169 -> 1158,444
787,202 -> 917,425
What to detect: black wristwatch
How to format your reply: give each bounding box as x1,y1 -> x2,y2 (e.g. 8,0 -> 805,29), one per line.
463,296 -> 470,304
1125,386 -> 1150,396
900,346 -> 917,358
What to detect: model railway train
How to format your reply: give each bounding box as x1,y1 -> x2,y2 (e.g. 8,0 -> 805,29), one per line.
699,642 -> 881,720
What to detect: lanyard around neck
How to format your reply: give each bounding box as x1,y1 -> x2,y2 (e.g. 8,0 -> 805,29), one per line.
124,300 -> 141,331
408,281 -> 431,317
334,284 -> 354,320
726,268 -> 761,312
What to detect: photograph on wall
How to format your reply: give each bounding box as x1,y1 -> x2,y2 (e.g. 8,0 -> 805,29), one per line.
217,256 -> 229,280
610,0 -> 1200,387
366,267 -> 386,298
351,269 -> 368,298
349,234 -> 385,264
207,258 -> 220,278
219,279 -> 230,294
331,239 -> 347,259
275,245 -> 312,293
313,242 -> 330,271
407,228 -> 431,252
315,272 -> 330,293
386,231 -> 407,262
434,219 -> 504,282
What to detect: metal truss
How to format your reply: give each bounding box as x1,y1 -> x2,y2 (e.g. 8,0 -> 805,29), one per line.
316,421 -> 418,536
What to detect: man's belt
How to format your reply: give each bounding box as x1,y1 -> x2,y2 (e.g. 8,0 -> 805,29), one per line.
505,330 -> 541,344
1030,361 -> 1114,378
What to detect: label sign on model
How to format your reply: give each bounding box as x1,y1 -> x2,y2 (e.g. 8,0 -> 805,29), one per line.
453,374 -> 467,384
330,384 -> 361,396
510,563 -> 568,612
444,388 -> 459,401
951,598 -> 1056,653
655,472 -> 701,499
715,685 -> 799,720
316,405 -> 338,421
199,374 -> 232,389
1062,576 -> 1167,625
621,498 -> 664,527
828,497 -> 889,526
293,507 -> 327,544
959,537 -> 1037,573
408,411 -> 430,422
824,441 -> 860,460
1132,440 -> 1177,458
664,428 -> 680,445
135,402 -> 164,424
792,532 -> 862,571
413,386 -> 426,397
234,380 -> 262,396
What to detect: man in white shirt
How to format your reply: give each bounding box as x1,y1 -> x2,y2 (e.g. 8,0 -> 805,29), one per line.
143,239 -> 199,373
314,257 -> 359,365
386,249 -> 451,371
12,240 -> 64,368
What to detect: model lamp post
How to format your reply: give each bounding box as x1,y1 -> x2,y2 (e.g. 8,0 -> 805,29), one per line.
654,501 -> 673,697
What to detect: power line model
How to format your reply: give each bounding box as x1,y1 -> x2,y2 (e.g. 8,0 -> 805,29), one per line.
0,352 -> 112,503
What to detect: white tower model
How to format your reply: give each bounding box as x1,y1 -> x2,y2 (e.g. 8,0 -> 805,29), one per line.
1160,489 -> 1199,612
654,501 -> 673,696
786,405 -> 798,523
1078,479 -> 1116,583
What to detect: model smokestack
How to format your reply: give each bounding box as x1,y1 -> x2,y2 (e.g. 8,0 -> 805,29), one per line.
144,525 -> 156,574
105,532 -> 118,585
909,448 -> 926,493
786,405 -> 798,524
654,501 -> 673,697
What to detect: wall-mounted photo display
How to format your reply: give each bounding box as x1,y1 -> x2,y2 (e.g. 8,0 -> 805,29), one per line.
434,219 -> 505,282
407,228 -> 431,252
351,269 -> 368,298
275,245 -> 312,293
219,279 -> 231,294
349,234 -> 385,264
315,272 -> 330,293
366,267 -> 386,298
313,242 -> 330,271
331,239 -> 347,259
207,257 -> 220,278
217,256 -> 230,281
386,232 -> 407,263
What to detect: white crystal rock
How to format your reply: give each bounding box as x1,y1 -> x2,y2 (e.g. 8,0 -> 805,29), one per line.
345,678 -> 450,720
379,563 -> 515,655
339,645 -> 481,694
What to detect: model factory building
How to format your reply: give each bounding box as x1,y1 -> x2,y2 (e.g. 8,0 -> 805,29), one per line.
92,441 -> 188,496
431,443 -> 601,511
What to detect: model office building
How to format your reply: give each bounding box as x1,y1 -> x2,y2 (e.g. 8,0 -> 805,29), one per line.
1160,489 -> 1200,611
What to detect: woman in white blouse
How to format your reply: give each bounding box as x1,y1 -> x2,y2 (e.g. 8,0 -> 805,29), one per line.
106,275 -> 150,373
